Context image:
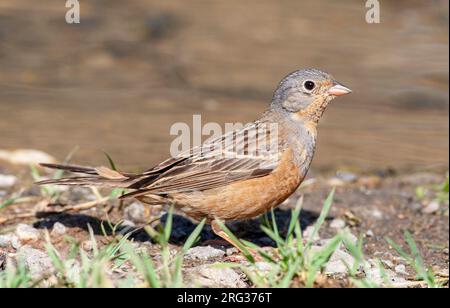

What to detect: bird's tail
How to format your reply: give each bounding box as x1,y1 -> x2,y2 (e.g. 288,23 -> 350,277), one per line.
36,163 -> 136,188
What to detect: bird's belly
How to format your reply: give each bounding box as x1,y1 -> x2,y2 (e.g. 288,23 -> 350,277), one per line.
172,149 -> 305,222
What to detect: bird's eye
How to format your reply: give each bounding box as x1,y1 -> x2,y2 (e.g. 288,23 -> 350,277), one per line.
304,80 -> 315,91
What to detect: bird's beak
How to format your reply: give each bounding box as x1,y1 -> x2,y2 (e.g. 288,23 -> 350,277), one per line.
328,83 -> 352,96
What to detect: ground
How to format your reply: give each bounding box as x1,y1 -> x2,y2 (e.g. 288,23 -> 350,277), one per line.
1,160 -> 448,288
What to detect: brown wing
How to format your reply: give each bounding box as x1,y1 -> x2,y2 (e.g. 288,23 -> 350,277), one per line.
122,120 -> 282,197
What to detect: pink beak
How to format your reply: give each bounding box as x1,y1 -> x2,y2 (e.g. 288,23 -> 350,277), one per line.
328,83 -> 352,96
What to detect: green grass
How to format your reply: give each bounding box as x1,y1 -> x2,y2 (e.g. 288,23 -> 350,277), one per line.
386,231 -> 446,288
0,259 -> 34,288
216,189 -> 356,287
1,188 -> 446,288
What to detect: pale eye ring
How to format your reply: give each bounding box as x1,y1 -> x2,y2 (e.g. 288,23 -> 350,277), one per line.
303,80 -> 315,91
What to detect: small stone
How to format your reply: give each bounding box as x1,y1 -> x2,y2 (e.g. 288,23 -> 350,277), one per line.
370,208 -> 383,219
16,246 -> 53,279
51,222 -> 67,237
0,235 -> 12,248
0,149 -> 56,166
324,248 -> 359,274
443,248 -> 449,255
394,264 -> 408,275
303,226 -> 320,242
0,174 -> 17,188
365,229 -> 374,237
16,224 -> 40,243
422,201 -> 440,214
255,262 -> 273,273
365,263 -> 408,287
336,171 -> 358,183
0,234 -> 20,249
327,177 -> 346,187
226,247 -> 239,256
124,202 -> 147,223
185,246 -> 225,261
185,264 -> 246,288
330,218 -> 346,229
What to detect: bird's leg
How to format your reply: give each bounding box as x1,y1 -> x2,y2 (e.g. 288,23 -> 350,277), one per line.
211,219 -> 261,262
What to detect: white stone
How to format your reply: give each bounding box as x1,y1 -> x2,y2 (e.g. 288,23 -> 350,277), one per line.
324,249 -> 359,274
185,246 -> 225,261
0,149 -> 56,165
303,226 -> 320,242
422,201 -> 440,214
0,234 -> 19,248
124,202 -> 146,223
394,264 -> 408,275
185,264 -> 246,288
0,174 -> 17,188
330,218 -> 346,229
51,222 -> 67,237
16,246 -> 54,279
16,224 -> 40,243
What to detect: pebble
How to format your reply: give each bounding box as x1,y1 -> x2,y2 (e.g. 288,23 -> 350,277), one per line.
185,264 -> 246,288
0,234 -> 20,249
124,202 -> 147,223
365,263 -> 408,287
303,226 -> 320,242
327,177 -> 346,187
370,208 -> 383,219
323,248 -> 359,274
394,264 -> 408,275
0,174 -> 17,188
255,262 -> 273,273
16,246 -> 54,279
336,171 -> 358,183
330,218 -> 346,229
365,229 -> 374,237
16,224 -> 40,243
422,201 -> 440,214
51,222 -> 67,237
185,246 -> 225,261
226,247 -> 239,256
0,149 -> 56,166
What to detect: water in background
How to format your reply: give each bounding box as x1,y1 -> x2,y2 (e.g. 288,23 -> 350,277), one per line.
0,0 -> 448,172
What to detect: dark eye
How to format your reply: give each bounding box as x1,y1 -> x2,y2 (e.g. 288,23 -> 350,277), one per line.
304,80 -> 315,91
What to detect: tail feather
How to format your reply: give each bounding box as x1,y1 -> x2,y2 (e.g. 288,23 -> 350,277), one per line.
39,163 -> 98,175
36,163 -> 135,188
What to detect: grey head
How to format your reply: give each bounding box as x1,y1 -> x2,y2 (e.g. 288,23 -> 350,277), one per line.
270,69 -> 351,121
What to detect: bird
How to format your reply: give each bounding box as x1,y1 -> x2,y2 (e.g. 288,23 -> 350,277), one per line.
37,68 -> 351,253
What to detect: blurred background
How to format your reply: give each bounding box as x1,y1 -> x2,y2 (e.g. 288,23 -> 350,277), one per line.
0,0 -> 448,173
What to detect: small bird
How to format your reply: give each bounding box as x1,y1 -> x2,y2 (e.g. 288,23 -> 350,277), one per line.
38,68 -> 351,252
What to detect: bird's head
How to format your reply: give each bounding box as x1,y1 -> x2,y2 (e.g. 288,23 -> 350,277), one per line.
271,68 -> 351,123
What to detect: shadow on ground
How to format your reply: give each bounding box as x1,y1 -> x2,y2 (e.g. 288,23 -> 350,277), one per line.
33,208 -> 330,247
